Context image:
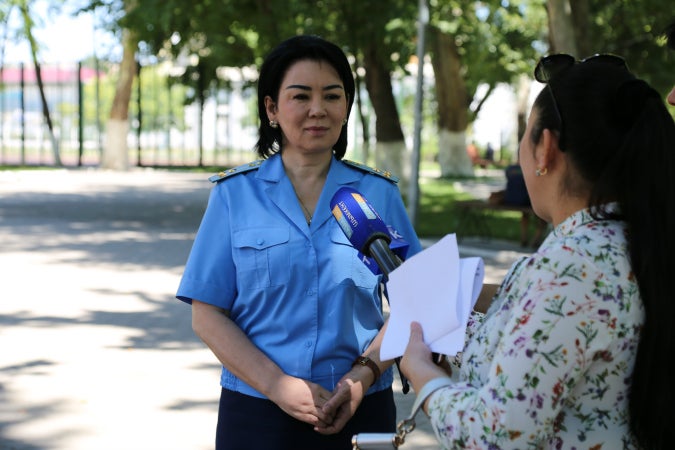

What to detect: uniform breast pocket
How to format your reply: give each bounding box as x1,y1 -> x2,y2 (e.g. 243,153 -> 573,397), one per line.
233,227 -> 290,289
329,227 -> 377,289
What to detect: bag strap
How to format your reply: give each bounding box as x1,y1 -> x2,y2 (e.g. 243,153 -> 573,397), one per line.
394,376 -> 454,445
407,376 -> 454,421
352,376 -> 454,449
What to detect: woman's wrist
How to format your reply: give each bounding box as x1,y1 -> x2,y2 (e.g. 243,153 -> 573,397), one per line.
407,358 -> 449,394
412,376 -> 454,416
352,355 -> 381,387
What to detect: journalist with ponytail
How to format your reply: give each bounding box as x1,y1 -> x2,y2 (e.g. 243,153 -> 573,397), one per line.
401,54 -> 675,449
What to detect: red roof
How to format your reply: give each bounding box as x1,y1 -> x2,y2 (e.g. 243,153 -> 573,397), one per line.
0,65 -> 100,84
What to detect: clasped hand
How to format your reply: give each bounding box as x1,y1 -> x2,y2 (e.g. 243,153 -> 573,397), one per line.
314,368 -> 370,435
269,368 -> 371,435
276,323 -> 452,435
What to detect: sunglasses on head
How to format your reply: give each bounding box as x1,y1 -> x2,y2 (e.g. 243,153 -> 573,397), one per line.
533,54 -> 628,151
534,53 -> 628,83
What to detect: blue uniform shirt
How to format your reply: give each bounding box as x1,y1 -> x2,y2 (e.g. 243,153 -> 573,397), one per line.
176,154 -> 422,399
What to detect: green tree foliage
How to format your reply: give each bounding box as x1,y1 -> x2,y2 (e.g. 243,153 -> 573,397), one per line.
106,0 -> 549,135
13,0 -> 670,167
429,0 -> 547,118
583,0 -> 672,95
542,0 -> 673,97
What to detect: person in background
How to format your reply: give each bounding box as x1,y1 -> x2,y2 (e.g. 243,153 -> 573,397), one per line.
466,141 -> 490,168
484,142 -> 495,163
401,53 -> 675,449
176,35 -> 422,450
489,163 -> 547,247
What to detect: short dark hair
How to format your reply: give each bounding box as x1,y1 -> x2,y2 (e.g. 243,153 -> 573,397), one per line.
254,35 -> 355,159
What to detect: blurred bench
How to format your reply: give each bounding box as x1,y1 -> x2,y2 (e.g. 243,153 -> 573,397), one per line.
456,200 -> 546,247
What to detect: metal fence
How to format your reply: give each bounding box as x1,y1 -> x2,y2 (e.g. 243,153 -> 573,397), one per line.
0,61 -> 259,168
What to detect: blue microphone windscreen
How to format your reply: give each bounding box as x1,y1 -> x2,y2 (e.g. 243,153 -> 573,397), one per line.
330,187 -> 390,253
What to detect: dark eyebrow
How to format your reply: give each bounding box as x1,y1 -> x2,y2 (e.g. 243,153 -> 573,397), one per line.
285,84 -> 344,92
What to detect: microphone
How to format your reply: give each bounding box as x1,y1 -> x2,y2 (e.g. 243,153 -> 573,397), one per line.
330,186 -> 413,393
329,187 -> 409,278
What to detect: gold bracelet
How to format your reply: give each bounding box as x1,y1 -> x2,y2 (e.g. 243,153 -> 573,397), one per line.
352,356 -> 381,384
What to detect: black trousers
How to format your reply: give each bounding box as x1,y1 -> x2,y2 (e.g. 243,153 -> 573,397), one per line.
215,387 -> 396,450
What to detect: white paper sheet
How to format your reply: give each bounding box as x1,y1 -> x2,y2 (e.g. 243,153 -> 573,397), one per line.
380,234 -> 485,360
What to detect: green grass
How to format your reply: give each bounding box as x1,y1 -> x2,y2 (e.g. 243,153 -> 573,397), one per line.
126,163 -> 528,243
0,164 -> 530,244
416,177 -> 526,242
138,165 -> 528,242
0,165 -> 62,171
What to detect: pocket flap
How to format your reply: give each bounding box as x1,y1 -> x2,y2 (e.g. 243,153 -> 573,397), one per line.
233,227 -> 289,250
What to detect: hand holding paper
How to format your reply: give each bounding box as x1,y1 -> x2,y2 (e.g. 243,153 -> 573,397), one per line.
380,234 -> 484,360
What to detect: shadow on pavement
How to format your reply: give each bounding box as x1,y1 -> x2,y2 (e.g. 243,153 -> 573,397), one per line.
1,170 -> 222,449
0,169 -> 524,449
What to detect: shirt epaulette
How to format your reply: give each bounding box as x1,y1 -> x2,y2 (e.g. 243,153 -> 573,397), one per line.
342,160 -> 399,183
209,160 -> 264,183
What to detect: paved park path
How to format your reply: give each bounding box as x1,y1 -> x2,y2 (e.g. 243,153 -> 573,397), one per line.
0,168 -> 528,450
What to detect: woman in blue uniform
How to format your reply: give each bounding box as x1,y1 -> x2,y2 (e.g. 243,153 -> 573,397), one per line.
176,35 -> 421,450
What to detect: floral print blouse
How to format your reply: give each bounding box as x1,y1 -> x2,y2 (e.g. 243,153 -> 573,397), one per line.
428,207 -> 644,449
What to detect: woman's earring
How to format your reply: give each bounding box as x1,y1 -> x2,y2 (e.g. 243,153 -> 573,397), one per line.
342,118 -> 348,126
269,120 -> 278,129
536,167 -> 548,177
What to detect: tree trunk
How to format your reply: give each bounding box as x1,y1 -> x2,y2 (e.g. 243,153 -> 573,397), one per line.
569,0 -> 591,57
515,74 -> 531,144
102,27 -> 138,170
19,1 -> 61,165
438,129 -> 472,176
428,26 -> 473,177
32,62 -> 61,165
546,0 -> 579,55
362,42 -> 409,195
353,68 -> 371,164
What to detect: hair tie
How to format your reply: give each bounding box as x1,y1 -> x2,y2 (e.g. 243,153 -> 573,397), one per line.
612,79 -> 661,128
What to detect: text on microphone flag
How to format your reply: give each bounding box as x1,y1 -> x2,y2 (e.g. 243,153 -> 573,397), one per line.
350,192 -> 378,220
329,186 -> 411,276
331,203 -> 354,240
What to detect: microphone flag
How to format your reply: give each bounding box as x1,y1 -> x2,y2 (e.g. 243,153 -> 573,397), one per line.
330,187 -> 410,275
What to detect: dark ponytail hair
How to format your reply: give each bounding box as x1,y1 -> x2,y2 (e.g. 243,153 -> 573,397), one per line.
254,35 -> 355,159
532,59 -> 675,449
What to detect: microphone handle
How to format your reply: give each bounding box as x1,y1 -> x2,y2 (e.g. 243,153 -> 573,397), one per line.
366,238 -> 413,392
367,238 -> 403,278
368,238 -> 444,393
